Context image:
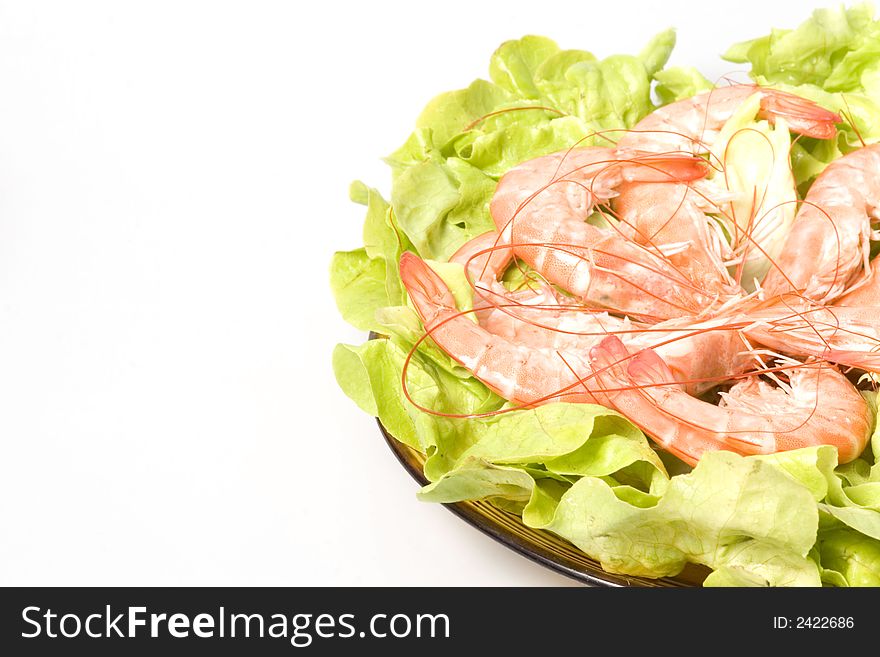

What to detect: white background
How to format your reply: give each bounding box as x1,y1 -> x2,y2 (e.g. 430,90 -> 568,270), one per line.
0,0 -> 828,585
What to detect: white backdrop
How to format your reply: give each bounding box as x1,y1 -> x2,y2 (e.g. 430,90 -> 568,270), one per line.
0,0 -> 828,585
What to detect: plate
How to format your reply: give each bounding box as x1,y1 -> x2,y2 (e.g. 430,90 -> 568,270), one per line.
378,420 -> 709,587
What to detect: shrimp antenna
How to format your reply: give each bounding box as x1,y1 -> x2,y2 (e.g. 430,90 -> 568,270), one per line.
839,94 -> 866,148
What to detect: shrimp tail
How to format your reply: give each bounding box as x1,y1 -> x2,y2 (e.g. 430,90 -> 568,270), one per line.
588,336 -> 628,406
590,335 -> 682,392
590,336 -> 705,464
758,89 -> 841,140
399,251 -> 455,325
626,345 -> 681,390
589,335 -> 629,379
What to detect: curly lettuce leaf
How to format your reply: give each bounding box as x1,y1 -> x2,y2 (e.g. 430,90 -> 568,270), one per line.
460,404 -> 664,476
489,35 -> 569,99
411,80 -> 514,152
332,21 -> 880,587
333,338 -> 502,454
329,183 -> 410,332
723,3 -> 878,88
449,113 -> 595,179
516,29 -> 675,131
532,452 -> 822,586
815,527 -> 880,586
724,3 -> 880,181
419,403 -> 667,503
391,158 -> 496,261
487,30 -> 677,129
653,66 -> 713,104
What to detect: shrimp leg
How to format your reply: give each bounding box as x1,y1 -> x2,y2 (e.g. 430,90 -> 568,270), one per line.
590,335 -> 871,466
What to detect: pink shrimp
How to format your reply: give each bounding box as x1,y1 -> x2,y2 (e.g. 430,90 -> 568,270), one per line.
450,230 -> 754,395
419,243 -> 754,397
449,230 -> 518,295
614,84 -> 841,294
625,315 -> 753,396
838,255 -> 880,307
450,230 -> 570,335
471,300 -> 752,397
449,230 -> 634,351
761,144 -> 880,303
619,84 -> 840,156
590,335 -> 871,466
449,230 -> 597,350
741,297 -> 880,373
400,251 -> 601,405
490,146 -> 714,321
612,180 -> 736,294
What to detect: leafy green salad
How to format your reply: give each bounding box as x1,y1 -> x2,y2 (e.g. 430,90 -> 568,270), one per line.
330,4 -> 880,586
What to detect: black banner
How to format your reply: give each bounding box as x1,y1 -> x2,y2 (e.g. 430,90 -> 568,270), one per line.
0,587 -> 873,654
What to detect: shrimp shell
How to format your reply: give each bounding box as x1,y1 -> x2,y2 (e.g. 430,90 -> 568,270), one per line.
590,335 -> 871,466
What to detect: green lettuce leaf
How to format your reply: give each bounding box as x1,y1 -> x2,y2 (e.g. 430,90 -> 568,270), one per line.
391,158 -> 496,261
461,405 -> 664,475
418,461 -> 538,505
724,3 -> 880,182
723,4 -> 878,88
815,527 -> 880,586
412,79 -> 514,151
384,128 -> 441,178
329,183 -> 410,332
419,403 -> 667,502
450,113 -> 595,179
489,35 -> 566,99
754,445 -> 839,501
653,66 -> 713,105
332,337 -> 501,453
500,29 -> 675,131
329,249 -> 392,332
333,20 -> 880,587
531,452 -> 821,586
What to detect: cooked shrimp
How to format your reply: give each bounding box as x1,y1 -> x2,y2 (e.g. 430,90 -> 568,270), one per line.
451,231 -> 754,393
618,84 -> 840,155
612,180 -> 736,294
424,247 -> 754,404
761,144 -> 880,303
490,146 -> 713,320
474,307 -> 752,396
838,255 -> 880,307
589,335 -> 871,466
450,230 -> 607,350
400,251 -> 601,405
614,84 -> 840,294
626,316 -> 753,396
449,230 -> 517,295
742,297 -> 880,373
476,296 -> 628,352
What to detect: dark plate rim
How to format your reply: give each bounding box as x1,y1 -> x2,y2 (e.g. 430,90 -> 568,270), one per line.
376,422 -> 706,587
377,420 -> 624,587
369,332 -> 704,587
